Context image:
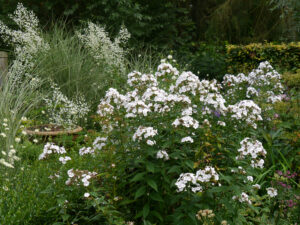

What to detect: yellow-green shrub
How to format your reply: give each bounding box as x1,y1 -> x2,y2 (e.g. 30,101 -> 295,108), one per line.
226,42 -> 300,74
282,69 -> 300,89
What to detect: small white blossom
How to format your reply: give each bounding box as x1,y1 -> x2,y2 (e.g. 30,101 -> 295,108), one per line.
181,136 -> 194,143
175,166 -> 218,193
59,156 -> 71,164
39,142 -> 66,160
252,184 -> 261,189
247,176 -> 253,182
266,187 -> 277,197
156,150 -> 169,160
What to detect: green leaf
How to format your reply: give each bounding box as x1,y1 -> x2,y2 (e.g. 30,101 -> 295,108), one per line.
150,192 -> 163,202
146,162 -> 155,173
62,214 -> 70,221
184,160 -> 194,169
151,211 -> 163,222
131,172 -> 147,182
143,220 -> 152,225
167,165 -> 180,174
143,203 -> 150,218
119,199 -> 136,206
146,179 -> 158,191
135,186 -> 146,199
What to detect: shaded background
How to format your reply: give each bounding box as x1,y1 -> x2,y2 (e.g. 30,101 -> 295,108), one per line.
0,0 -> 299,49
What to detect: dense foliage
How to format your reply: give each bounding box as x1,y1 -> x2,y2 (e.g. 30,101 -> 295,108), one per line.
0,0 -> 299,51
0,4 -> 299,225
226,42 -> 300,74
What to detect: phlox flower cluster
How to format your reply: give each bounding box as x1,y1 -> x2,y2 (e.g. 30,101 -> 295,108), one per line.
172,116 -> 199,129
171,71 -> 202,95
59,156 -> 71,164
79,147 -> 95,156
127,71 -> 157,89
223,61 -> 284,107
0,3 -> 49,82
227,100 -> 262,129
93,137 -> 107,150
77,22 -> 130,72
78,137 -> 107,156
237,138 -> 266,168
132,126 -> 158,145
181,136 -> 194,143
65,168 -> 97,187
266,187 -> 278,197
39,142 -> 66,160
232,192 -> 252,204
156,150 -> 169,160
155,63 -> 179,80
200,93 -> 227,116
94,60 -> 282,209
96,61 -> 268,173
175,166 -> 219,193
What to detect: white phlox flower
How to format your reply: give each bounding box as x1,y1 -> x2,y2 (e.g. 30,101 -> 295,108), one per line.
59,156 -> 71,164
171,71 -> 201,96
65,169 -> 97,186
128,71 -> 158,89
155,63 -> 179,80
156,150 -> 169,160
133,126 -> 157,145
181,136 -> 194,143
228,100 -> 262,129
39,142 -> 66,160
199,93 -> 227,115
93,137 -> 107,150
79,147 -> 95,156
175,166 -> 218,193
172,116 -> 199,129
232,192 -> 252,204
266,187 -> 277,197
237,138 -> 266,168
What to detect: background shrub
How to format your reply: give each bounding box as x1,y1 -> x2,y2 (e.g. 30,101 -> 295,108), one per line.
226,42 -> 300,73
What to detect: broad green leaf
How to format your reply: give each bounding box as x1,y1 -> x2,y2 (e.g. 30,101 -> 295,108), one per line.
151,210 -> 163,222
135,186 -> 146,199
146,179 -> 158,192
130,172 -> 147,182
143,203 -> 150,218
167,165 -> 180,174
150,192 -> 163,202
146,162 -> 155,173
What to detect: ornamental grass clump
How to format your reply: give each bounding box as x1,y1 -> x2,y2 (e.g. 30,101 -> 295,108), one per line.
0,4 -> 90,129
0,72 -> 43,169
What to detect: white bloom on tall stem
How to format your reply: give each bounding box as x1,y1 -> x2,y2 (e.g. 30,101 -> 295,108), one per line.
77,22 -> 130,72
